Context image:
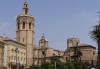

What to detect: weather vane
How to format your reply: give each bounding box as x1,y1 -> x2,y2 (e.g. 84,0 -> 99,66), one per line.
43,33 -> 44,36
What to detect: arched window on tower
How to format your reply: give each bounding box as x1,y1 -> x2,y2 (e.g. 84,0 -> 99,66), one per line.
26,5 -> 27,8
29,23 -> 31,29
23,38 -> 24,42
18,23 -> 20,29
23,22 -> 25,29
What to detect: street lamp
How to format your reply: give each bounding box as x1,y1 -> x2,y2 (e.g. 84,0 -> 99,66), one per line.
55,62 -> 56,69
15,48 -> 19,69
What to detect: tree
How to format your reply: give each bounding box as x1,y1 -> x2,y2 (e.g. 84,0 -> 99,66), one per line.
65,60 -> 75,69
77,50 -> 82,62
40,62 -> 52,69
73,43 -> 82,63
51,56 -> 63,69
90,23 -> 100,68
39,55 -> 63,69
18,65 -> 24,69
51,56 -> 61,64
29,64 -> 39,69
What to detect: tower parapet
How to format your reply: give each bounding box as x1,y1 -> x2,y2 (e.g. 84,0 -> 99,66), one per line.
67,38 -> 80,48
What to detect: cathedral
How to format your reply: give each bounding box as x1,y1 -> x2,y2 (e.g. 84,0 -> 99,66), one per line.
0,0 -> 98,69
0,1 -> 65,69
16,0 -> 65,67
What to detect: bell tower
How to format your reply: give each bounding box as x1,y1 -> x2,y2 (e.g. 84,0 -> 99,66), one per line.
16,0 -> 35,67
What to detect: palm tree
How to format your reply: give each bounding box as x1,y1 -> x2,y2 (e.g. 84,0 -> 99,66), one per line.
77,50 -> 82,62
73,43 -> 82,63
90,23 -> 100,67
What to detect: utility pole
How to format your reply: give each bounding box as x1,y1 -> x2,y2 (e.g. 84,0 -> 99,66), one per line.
55,62 -> 56,69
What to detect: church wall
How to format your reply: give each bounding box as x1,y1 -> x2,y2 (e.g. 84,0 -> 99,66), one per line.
68,46 -> 97,64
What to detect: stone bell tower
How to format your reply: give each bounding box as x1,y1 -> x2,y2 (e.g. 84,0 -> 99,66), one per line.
16,0 -> 35,67
67,38 -> 80,48
39,34 -> 48,49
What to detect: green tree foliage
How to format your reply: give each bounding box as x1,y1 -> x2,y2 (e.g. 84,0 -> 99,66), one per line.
90,24 -> 100,68
65,60 -> 75,69
18,65 -> 24,69
40,62 -> 52,69
33,56 -> 90,69
73,44 -> 82,63
40,56 -> 76,69
51,56 -> 61,64
30,64 -> 39,69
90,24 -> 100,41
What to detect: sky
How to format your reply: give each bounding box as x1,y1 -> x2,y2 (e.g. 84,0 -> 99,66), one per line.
0,0 -> 100,51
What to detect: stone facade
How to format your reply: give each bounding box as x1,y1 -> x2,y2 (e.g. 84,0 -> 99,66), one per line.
0,36 -> 26,69
33,35 -> 65,65
67,38 -> 80,48
16,1 -> 35,67
66,38 -> 97,65
0,40 -> 5,69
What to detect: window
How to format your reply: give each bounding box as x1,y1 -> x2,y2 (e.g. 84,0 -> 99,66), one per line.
29,23 -> 31,29
21,52 -> 23,55
23,22 -> 25,29
23,38 -> 24,42
18,50 -> 19,54
21,57 -> 22,60
12,49 -> 14,53
18,23 -> 20,29
12,56 -> 13,59
14,56 -> 16,61
24,53 -> 26,55
93,51 -> 95,55
26,5 -> 27,8
18,57 -> 19,61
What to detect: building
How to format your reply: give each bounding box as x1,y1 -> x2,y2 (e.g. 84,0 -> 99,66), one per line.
67,38 -> 80,48
0,40 -> 6,69
66,38 -> 97,65
15,1 -> 65,66
0,0 -> 98,68
33,35 -> 65,65
16,1 -> 35,67
0,36 -> 26,69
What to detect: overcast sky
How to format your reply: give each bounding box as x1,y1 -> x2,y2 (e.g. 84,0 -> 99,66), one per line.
0,0 -> 100,51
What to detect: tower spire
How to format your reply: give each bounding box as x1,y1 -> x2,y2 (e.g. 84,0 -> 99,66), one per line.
23,0 -> 29,15
42,33 -> 45,39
